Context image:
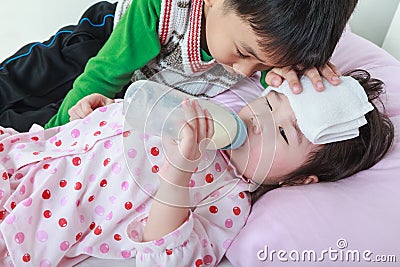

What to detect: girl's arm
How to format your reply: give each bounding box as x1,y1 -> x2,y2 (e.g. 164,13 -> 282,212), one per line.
143,99 -> 214,241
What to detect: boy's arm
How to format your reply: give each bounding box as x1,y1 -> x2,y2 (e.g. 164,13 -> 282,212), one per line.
45,0 -> 162,128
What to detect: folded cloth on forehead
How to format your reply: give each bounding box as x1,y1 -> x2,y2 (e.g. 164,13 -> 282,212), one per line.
263,76 -> 374,144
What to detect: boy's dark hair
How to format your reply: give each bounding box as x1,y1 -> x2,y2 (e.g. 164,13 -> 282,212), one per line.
224,0 -> 358,72
252,69 -> 395,203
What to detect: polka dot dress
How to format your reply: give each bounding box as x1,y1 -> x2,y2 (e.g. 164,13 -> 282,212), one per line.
0,102 -> 251,266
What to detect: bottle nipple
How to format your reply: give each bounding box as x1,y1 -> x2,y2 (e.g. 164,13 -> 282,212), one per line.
221,113 -> 247,150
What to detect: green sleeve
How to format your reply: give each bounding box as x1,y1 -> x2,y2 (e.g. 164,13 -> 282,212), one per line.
45,0 -> 162,128
259,70 -> 269,89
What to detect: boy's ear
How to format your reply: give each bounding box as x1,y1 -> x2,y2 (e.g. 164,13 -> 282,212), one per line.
301,175 -> 319,185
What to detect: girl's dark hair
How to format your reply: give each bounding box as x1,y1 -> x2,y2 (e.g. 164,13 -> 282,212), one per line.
224,0 -> 358,72
252,69 -> 395,202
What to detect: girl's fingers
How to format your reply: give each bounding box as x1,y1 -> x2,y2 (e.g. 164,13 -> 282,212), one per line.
192,100 -> 207,143
204,108 -> 214,140
181,99 -> 197,143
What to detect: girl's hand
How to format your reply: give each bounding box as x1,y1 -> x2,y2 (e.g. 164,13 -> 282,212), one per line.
68,93 -> 114,121
160,99 -> 214,186
265,62 -> 341,94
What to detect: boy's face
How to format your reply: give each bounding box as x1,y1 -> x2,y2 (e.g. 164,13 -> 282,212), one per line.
203,0 -> 276,76
226,91 -> 319,185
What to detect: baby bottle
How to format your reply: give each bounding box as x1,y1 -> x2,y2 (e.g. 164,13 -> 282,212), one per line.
123,80 -> 247,150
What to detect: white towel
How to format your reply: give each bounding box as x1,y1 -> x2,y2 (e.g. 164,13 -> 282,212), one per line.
264,76 -> 374,144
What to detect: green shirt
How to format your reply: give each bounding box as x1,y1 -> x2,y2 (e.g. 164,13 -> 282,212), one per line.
46,0 -> 163,128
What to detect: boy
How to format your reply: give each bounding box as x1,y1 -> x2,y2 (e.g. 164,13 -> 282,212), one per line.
0,0 -> 357,130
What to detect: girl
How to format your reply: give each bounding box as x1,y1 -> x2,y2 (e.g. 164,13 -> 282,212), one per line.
0,70 -> 393,266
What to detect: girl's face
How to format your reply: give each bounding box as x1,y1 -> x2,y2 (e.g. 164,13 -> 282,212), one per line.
226,91 -> 320,185
202,0 -> 275,76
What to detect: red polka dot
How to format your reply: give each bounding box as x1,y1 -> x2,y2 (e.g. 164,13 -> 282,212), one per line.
22,253 -> 31,262
94,225 -> 102,235
42,189 -> 51,199
0,143 -> 3,152
209,205 -> 218,214
233,206 -> 241,216
93,131 -> 101,136
150,147 -> 159,156
114,234 -> 122,241
195,259 -> 203,267
43,164 -> 50,169
99,121 -> 107,127
100,179 -> 107,187
2,172 -> 8,180
43,210 -> 52,218
166,249 -> 173,255
89,222 -> 96,230
72,157 -> 81,166
31,136 -> 39,141
123,131 -> 131,137
74,182 -> 82,190
205,173 -> 214,183
59,218 -> 68,227
55,140 -> 62,147
76,232 -> 83,241
124,202 -> 133,210
10,202 -> 16,210
103,158 -> 111,167
59,180 -> 67,188
88,195 -> 95,202
33,151 -> 40,155
151,165 -> 159,173
0,210 -> 7,220
239,192 -> 245,199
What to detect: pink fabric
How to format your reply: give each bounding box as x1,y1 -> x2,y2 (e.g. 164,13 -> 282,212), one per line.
0,103 -> 251,266
226,29 -> 400,266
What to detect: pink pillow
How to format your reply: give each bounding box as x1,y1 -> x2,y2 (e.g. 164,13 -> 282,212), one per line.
225,29 -> 400,266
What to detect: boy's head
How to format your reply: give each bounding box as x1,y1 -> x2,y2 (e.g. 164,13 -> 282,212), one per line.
203,0 -> 358,76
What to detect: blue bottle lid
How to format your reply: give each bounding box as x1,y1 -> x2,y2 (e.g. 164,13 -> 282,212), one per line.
221,113 -> 248,150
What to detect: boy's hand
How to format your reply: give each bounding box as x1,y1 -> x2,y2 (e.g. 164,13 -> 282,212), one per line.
68,93 -> 114,121
265,62 -> 341,94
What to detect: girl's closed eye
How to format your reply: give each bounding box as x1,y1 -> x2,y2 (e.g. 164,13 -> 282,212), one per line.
265,96 -> 288,144
279,126 -> 289,144
265,98 -> 273,111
